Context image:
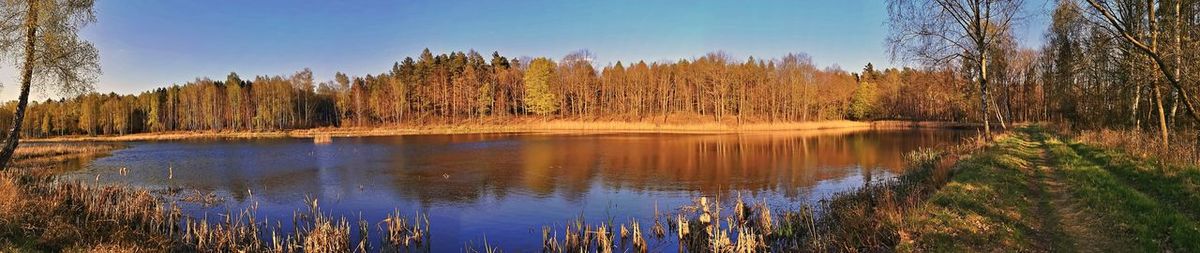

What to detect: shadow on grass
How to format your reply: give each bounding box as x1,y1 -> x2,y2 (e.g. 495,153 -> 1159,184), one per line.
1067,141 -> 1200,221
1045,134 -> 1200,251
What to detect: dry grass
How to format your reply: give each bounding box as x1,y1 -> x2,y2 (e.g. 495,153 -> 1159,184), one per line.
0,171 -> 181,252
28,131 -> 290,142
63,243 -> 152,253
379,209 -> 429,250
29,118 -> 978,142
312,134 -> 333,144
13,144 -> 118,160
9,143 -> 122,170
179,196 -> 430,253
1071,128 -> 1200,167
288,119 -> 976,137
0,143 -> 177,251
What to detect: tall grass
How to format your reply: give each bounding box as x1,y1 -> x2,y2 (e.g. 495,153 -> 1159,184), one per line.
178,196 -> 431,252
0,171 -> 181,251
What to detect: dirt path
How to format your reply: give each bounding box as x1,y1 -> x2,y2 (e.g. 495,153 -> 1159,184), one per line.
1029,135 -> 1130,252
1034,154 -> 1091,251
1023,141 -> 1066,252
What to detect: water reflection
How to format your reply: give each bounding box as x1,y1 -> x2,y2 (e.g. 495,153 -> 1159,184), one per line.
62,129 -> 972,249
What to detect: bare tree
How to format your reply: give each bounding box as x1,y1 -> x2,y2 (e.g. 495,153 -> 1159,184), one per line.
0,0 -> 99,169
887,0 -> 1025,137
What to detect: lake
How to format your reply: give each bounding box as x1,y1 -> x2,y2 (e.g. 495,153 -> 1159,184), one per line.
61,129 -> 974,251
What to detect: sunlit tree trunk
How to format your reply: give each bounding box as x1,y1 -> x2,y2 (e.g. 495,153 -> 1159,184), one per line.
979,50 -> 992,137
1149,1 -> 1169,147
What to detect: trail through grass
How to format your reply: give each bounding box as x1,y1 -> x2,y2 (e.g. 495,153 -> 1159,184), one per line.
904,127 -> 1200,252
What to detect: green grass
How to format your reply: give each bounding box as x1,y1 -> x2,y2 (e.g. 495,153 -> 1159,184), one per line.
1067,142 -> 1200,221
1045,136 -> 1200,251
904,126 -> 1200,251
901,130 -> 1044,252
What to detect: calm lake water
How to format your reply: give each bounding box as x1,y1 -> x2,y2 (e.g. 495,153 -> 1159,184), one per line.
62,129 -> 973,251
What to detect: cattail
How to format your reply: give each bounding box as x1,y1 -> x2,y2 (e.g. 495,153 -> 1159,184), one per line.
631,220 -> 647,253
653,203 -> 666,239
595,224 -> 612,253
756,201 -> 773,235
676,214 -> 689,240
542,226 -> 561,253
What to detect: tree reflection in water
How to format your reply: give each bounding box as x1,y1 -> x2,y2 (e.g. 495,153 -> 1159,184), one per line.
64,129 -> 973,249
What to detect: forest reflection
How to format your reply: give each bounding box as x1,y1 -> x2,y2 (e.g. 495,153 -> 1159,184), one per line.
62,129 -> 971,249
70,129 -> 972,209
366,129 -> 972,205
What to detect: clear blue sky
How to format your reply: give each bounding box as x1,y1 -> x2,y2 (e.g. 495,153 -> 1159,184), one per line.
0,0 -> 1049,101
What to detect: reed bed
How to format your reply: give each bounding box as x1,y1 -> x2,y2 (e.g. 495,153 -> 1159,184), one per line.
178,197 -> 431,253
379,209 -> 429,251
2,143 -> 437,252
0,170 -> 180,251
0,171 -> 439,252
313,134 -> 333,144
9,143 -> 122,172
11,143 -> 121,160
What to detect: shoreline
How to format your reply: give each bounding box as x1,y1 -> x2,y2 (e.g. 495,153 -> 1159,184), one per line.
26,120 -> 980,142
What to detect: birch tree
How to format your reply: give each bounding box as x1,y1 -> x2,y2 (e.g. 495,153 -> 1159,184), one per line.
0,0 -> 99,169
887,0 -> 1025,137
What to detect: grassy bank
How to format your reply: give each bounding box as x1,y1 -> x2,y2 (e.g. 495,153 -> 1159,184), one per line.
28,119 -> 977,142
902,126 -> 1200,251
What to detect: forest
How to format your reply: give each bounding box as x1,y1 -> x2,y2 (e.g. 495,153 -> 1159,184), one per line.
0,0 -> 1194,152
0,49 -> 1043,137
0,0 -> 1192,154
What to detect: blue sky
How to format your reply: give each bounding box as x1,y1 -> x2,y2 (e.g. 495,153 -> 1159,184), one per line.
0,0 -> 1049,101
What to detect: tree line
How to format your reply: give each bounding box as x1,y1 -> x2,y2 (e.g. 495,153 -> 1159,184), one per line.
31,0 -> 1176,140
0,48 -> 1025,138
887,0 -> 1200,146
